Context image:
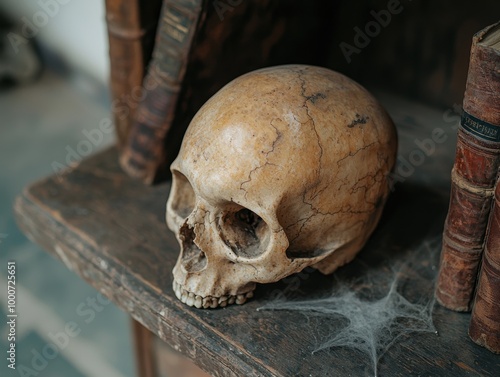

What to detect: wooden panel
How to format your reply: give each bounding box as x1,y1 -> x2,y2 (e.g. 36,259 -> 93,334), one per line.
153,332 -> 210,377
133,318 -> 208,377
328,0 -> 500,108
14,96 -> 500,375
133,320 -> 157,377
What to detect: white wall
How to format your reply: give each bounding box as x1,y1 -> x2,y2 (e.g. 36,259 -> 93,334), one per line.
1,0 -> 109,83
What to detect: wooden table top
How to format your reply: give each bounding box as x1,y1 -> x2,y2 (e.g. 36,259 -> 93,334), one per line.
14,95 -> 500,376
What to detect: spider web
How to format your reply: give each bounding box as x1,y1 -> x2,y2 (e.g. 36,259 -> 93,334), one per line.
258,237 -> 440,376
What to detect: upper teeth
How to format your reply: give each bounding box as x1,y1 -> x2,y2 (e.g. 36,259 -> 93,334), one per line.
172,280 -> 254,309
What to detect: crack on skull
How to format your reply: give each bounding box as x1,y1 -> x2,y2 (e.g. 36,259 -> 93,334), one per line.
287,213 -> 316,244
336,151 -> 389,205
283,70 -> 384,248
349,170 -> 385,205
265,119 -> 283,158
336,141 -> 378,167
287,200 -> 375,245
239,118 -> 282,198
297,68 -> 324,201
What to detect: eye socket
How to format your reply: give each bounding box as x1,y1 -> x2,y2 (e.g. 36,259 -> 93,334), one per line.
169,170 -> 196,219
236,208 -> 262,229
218,207 -> 271,259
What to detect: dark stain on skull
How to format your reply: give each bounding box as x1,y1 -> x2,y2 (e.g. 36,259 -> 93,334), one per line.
348,114 -> 369,128
306,92 -> 327,104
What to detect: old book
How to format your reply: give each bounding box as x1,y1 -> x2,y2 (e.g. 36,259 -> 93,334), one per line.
118,0 -> 205,183
436,21 -> 500,311
105,0 -> 163,147
469,175 -> 500,354
120,0 -> 336,184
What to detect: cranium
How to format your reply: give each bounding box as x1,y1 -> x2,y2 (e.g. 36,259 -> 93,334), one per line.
167,65 -> 397,308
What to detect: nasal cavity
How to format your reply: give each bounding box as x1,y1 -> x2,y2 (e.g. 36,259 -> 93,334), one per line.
179,222 -> 207,273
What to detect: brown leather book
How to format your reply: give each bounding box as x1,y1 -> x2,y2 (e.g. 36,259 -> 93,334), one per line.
119,0 -> 206,183
105,0 -> 163,147
436,21 -> 500,312
469,175 -> 500,354
119,0 -> 336,184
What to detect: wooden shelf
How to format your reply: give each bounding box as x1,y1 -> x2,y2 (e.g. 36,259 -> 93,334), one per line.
14,95 -> 499,376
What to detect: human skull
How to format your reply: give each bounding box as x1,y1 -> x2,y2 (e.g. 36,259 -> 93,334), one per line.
167,65 -> 397,308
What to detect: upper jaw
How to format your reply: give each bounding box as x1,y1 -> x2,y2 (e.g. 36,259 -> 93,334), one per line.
172,280 -> 254,309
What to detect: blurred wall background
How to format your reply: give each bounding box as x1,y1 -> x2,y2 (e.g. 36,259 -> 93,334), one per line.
0,1 -> 135,376
0,0 -> 109,82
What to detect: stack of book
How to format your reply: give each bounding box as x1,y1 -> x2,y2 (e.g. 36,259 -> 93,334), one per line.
436,21 -> 500,354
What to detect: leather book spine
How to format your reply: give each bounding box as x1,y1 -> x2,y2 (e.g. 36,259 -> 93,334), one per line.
469,178 -> 500,354
436,21 -> 500,311
119,0 -> 205,184
105,0 -> 163,147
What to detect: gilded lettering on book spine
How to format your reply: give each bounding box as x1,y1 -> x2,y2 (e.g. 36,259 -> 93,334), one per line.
461,110 -> 500,142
